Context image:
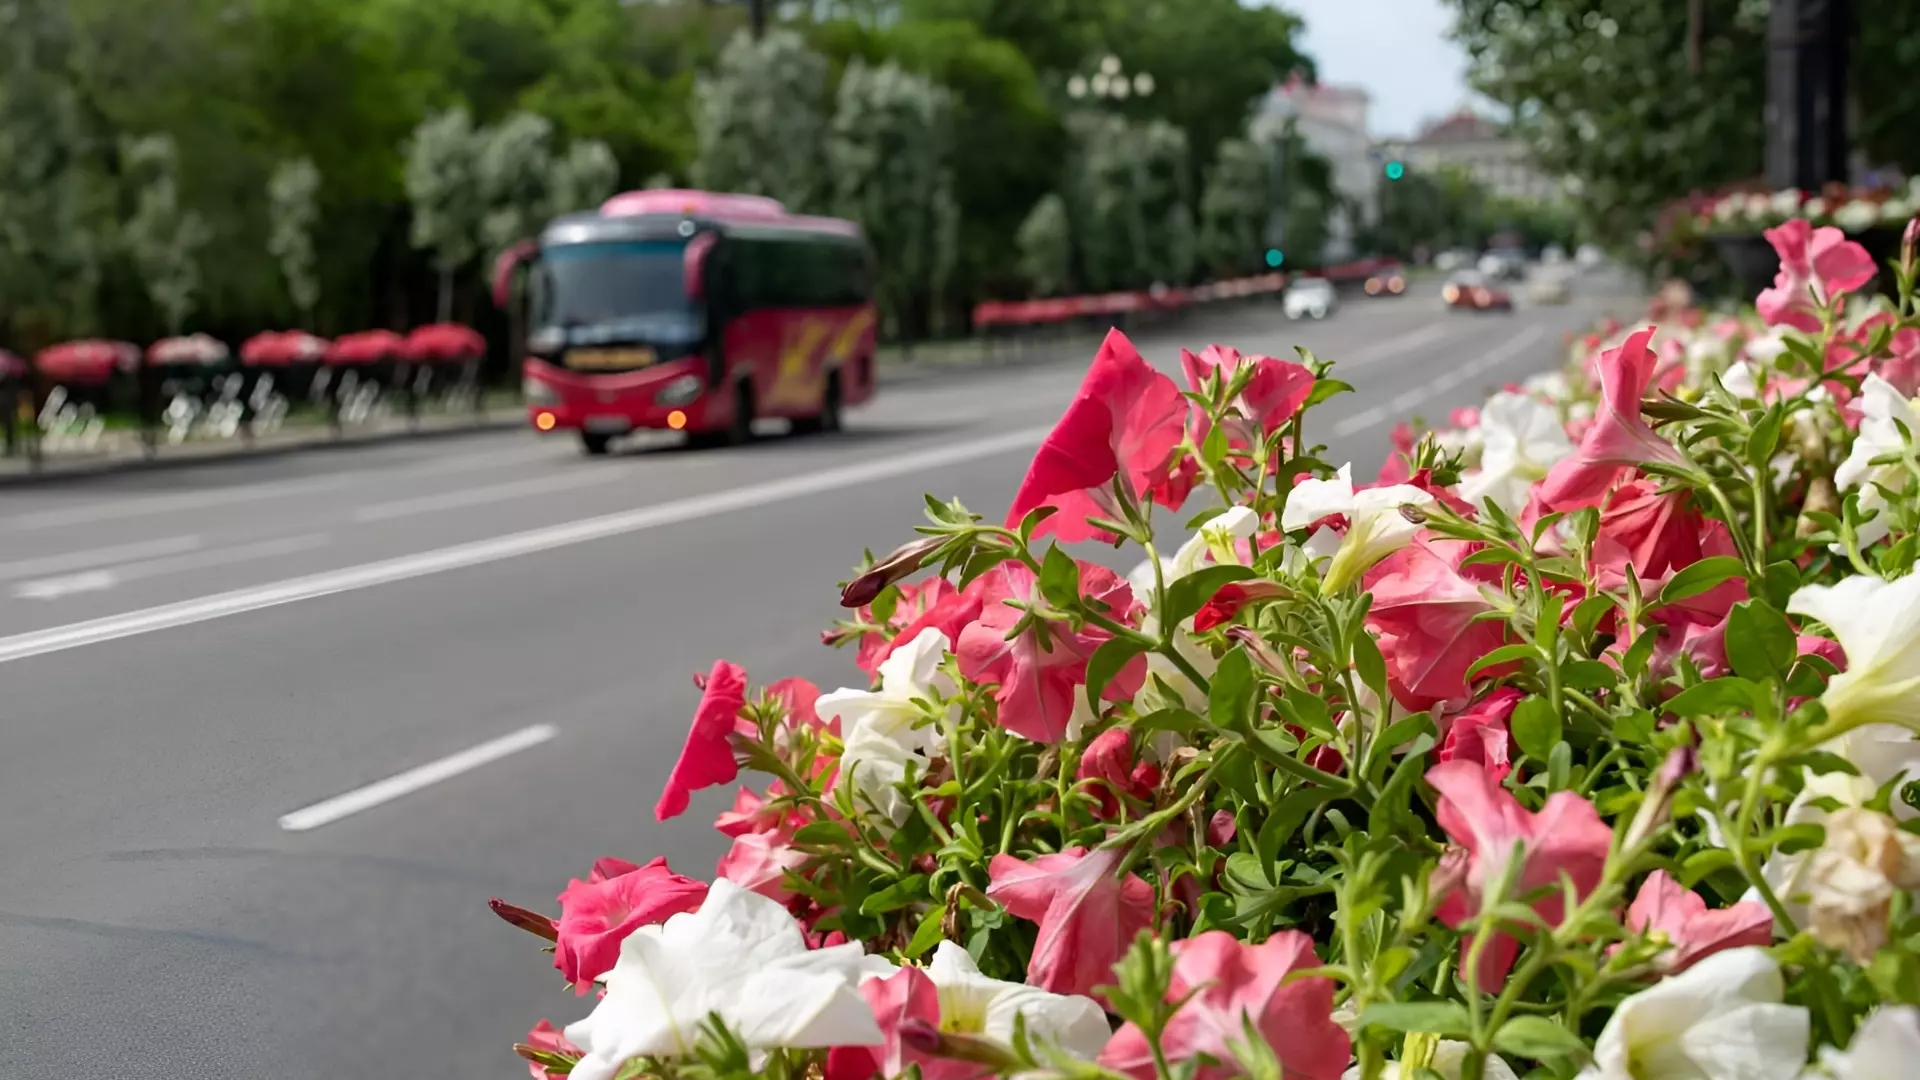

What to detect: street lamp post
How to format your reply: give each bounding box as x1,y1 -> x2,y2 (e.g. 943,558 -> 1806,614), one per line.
1067,55 -> 1155,109
1263,91 -> 1297,264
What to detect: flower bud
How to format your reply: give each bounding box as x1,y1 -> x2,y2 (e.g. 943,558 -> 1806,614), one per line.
840,535 -> 946,608
1622,744 -> 1698,851
488,897 -> 560,942
1903,214 -> 1920,276
1225,625 -> 1293,679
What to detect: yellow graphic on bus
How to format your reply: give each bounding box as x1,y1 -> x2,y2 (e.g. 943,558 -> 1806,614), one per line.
768,318 -> 835,409
825,309 -> 875,364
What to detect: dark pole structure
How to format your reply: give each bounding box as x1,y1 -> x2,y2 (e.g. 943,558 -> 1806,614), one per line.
748,0 -> 767,39
1765,0 -> 1851,191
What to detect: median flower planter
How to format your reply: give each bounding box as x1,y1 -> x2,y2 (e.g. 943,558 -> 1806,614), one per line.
493,215 -> 1920,1080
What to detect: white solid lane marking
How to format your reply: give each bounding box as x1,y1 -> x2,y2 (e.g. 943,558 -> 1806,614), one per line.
1331,325 -> 1547,438
0,535 -> 203,583
11,534 -> 330,600
278,724 -> 559,831
353,469 -> 629,523
0,424 -> 1054,665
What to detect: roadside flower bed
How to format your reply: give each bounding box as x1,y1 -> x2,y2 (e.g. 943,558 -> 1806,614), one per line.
492,217 -> 1920,1080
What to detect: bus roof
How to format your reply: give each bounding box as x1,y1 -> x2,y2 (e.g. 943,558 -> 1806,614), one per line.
540,188 -> 863,247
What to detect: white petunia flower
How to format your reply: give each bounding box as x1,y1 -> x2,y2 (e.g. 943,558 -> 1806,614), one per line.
1835,200 -> 1879,233
1787,573 -> 1920,734
1579,947 -> 1809,1080
1816,1006 -> 1920,1080
1745,329 -> 1790,368
564,879 -> 887,1080
925,941 -> 1111,1059
1523,369 -> 1572,402
1720,360 -> 1760,400
1833,375 -> 1920,549
821,628 -> 952,827
1458,391 -> 1573,514
1282,464 -> 1434,594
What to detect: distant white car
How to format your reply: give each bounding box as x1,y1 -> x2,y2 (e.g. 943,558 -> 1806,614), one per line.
1283,277 -> 1336,320
1576,243 -> 1605,269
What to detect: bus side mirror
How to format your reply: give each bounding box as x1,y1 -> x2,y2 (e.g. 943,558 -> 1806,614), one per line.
492,239 -> 538,309
685,233 -> 718,302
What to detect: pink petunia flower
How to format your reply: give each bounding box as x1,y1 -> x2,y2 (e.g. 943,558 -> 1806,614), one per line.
957,561 -> 1143,743
553,857 -> 709,993
1535,329 -> 1685,511
1428,759 -> 1613,990
1076,728 -> 1161,818
1363,538 -> 1512,710
1100,930 -> 1351,1080
655,661 -> 751,821
1438,687 -> 1521,784
1756,218 -> 1878,333
1180,344 -> 1316,455
986,846 -> 1156,1000
521,1020 -> 585,1080
1006,330 -> 1193,543
824,966 -> 957,1080
715,830 -> 810,904
852,578 -> 983,679
1624,869 -> 1773,974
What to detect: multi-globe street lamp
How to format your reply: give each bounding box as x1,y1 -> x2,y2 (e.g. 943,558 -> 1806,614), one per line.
1066,55 -> 1155,106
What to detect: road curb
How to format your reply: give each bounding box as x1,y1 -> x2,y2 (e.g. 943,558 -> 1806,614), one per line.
0,411 -> 526,488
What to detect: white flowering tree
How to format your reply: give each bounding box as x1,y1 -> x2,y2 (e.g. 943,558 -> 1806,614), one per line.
474,112 -> 563,268
404,108 -> 485,322
120,134 -> 210,335
692,29 -> 828,211
829,60 -> 958,340
266,157 -> 322,324
546,139 -> 620,220
1065,112 -> 1148,293
1015,193 -> 1071,298
1198,137 -> 1270,277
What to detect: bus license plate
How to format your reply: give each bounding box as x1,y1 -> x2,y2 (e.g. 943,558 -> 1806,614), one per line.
584,416 -> 632,435
568,348 -> 655,371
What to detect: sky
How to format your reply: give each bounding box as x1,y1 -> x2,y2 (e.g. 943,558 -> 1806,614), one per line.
1266,0 -> 1482,140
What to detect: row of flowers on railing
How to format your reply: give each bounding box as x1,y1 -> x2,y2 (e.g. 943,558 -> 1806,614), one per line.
0,323 -> 486,387
488,214 -> 1920,1080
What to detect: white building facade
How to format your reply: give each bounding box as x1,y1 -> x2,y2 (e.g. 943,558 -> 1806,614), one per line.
1394,111 -> 1562,203
1253,78 -> 1378,263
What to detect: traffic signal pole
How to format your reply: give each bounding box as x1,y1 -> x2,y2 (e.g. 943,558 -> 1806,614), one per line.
1765,0 -> 1851,190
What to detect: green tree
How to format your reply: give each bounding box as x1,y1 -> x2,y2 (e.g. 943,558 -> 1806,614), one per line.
267,157 -> 322,322
1198,138 -> 1270,278
121,134 -> 211,334
474,111 -> 558,261
547,139 -> 621,220
692,29 -> 829,210
830,59 -> 958,340
1015,192 -> 1071,297
404,107 -> 486,321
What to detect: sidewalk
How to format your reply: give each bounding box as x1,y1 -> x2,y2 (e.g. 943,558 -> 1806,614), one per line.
0,406 -> 526,486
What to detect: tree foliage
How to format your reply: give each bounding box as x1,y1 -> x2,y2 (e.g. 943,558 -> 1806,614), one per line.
692,29 -> 830,211
1198,138 -> 1270,278
1015,193 -> 1072,297
829,60 -> 958,340
267,158 -> 323,320
121,134 -> 211,334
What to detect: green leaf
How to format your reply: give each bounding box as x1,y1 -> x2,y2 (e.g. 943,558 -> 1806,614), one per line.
1210,646 -> 1256,733
1352,631 -> 1388,695
858,874 -> 930,915
1725,599 -> 1796,683
1560,658 -> 1617,690
1354,1001 -> 1474,1038
1086,637 -> 1148,711
1133,707 -> 1207,735
1017,505 -> 1059,543
1492,1016 -> 1589,1061
1509,696 -> 1562,760
1466,643 -> 1539,680
1658,556 -> 1747,607
1663,677 -> 1764,718
1547,740 -> 1573,791
1679,848 -> 1737,887
791,821 -> 853,848
1039,543 -> 1081,608
904,904 -> 947,958
1614,708 -> 1657,744
1163,564 -> 1257,627
1304,377 -> 1354,408
1748,407 -> 1784,469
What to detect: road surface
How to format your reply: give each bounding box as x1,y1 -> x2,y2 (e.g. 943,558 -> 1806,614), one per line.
0,278 -> 1634,1076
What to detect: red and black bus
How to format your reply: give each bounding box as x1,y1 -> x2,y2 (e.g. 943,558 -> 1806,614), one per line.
498,190 -> 878,454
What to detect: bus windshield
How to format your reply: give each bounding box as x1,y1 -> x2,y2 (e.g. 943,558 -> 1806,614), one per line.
532,241 -> 696,332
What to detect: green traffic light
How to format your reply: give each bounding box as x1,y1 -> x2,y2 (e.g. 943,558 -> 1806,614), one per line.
1385,160 -> 1406,181
1265,248 -> 1284,268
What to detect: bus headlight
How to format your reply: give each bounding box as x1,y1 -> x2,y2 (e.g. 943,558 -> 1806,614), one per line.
527,327 -> 565,356
523,376 -> 559,405
655,375 -> 703,406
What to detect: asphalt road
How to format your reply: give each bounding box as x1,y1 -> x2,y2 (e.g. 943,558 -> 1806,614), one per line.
0,276 -> 1636,1076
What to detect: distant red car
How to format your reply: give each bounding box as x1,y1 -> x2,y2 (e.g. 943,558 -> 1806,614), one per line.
1442,274 -> 1513,313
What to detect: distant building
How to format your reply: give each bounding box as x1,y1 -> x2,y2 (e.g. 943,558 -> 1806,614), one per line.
1393,111 -> 1561,203
1253,78 -> 1377,262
